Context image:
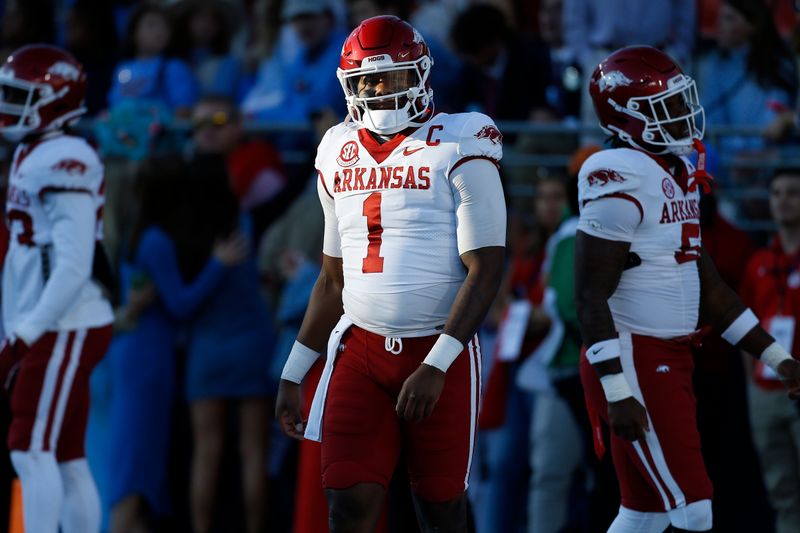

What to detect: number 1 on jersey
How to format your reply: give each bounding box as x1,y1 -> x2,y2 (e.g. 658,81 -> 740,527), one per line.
362,192 -> 385,273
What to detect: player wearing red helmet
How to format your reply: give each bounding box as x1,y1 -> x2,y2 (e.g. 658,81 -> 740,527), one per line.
275,16 -> 507,531
575,46 -> 800,532
0,45 -> 113,533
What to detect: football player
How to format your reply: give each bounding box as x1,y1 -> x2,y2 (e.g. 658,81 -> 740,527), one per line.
275,16 -> 506,531
575,46 -> 800,532
0,45 -> 113,533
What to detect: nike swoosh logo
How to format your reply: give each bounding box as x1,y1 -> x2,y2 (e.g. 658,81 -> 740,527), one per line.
590,347 -> 603,356
402,146 -> 424,156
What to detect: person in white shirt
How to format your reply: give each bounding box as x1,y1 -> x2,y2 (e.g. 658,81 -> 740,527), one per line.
0,44 -> 114,533
576,45 -> 800,533
274,15 -> 506,532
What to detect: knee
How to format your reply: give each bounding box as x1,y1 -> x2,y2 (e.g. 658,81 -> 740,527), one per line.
668,499 -> 713,531
327,485 -> 383,532
413,493 -> 468,533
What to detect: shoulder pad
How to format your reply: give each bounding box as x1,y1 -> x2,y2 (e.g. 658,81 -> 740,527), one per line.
453,112 -> 503,162
578,149 -> 643,202
21,136 -> 102,195
315,122 -> 352,169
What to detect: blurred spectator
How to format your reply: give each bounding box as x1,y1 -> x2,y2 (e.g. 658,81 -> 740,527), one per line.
181,155 -> 275,533
696,0 -> 798,154
740,167 -> 800,533
191,94 -> 289,242
107,2 -> 199,117
449,4 -> 551,121
172,0 -> 247,99
537,0 -> 581,121
108,157 -> 246,533
563,0 -> 695,136
0,0 -> 55,58
475,175 -> 566,533
240,0 -> 347,132
64,0 -> 118,115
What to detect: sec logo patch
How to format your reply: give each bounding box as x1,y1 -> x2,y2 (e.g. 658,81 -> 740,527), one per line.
662,178 -> 675,199
337,141 -> 360,167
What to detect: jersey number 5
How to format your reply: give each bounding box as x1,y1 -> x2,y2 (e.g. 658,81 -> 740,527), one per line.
675,222 -> 701,264
362,192 -> 385,273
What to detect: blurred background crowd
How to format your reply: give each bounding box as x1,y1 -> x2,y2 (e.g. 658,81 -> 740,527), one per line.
0,0 -> 800,532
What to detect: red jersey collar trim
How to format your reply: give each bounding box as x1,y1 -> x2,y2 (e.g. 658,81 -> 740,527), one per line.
357,128 -> 413,164
633,148 -> 691,195
355,108 -> 435,164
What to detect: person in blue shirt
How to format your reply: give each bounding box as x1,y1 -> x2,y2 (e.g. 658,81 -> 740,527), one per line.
107,157 -> 247,533
171,0 -> 246,99
180,155 -> 276,533
696,0 -> 798,155
107,3 -> 200,117
240,0 -> 347,134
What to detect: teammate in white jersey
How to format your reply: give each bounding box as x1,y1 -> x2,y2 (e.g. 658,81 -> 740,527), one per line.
0,45 -> 113,533
275,16 -> 506,531
576,46 -> 800,533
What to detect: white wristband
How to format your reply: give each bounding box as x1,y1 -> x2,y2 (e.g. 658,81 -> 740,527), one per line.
721,308 -> 758,346
281,341 -> 321,384
422,334 -> 464,373
586,338 -> 621,364
600,373 -> 634,403
761,342 -> 793,373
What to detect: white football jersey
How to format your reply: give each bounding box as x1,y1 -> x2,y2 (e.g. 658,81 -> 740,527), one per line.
316,112 -> 504,337
577,148 -> 701,338
3,133 -> 113,339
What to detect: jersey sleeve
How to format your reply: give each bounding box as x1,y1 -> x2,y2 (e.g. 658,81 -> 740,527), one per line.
317,172 -> 342,257
450,158 -> 506,254
578,149 -> 644,217
450,113 -> 503,175
12,192 -> 97,344
577,196 -> 642,242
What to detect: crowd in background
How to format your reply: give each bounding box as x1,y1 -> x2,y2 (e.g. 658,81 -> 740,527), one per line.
1,0 -> 800,532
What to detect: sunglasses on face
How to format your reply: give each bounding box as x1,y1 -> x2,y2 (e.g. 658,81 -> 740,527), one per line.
192,111 -> 233,130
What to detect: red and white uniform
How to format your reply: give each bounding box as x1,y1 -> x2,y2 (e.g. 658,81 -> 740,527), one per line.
3,133 -> 113,459
577,148 -> 713,525
310,112 -> 505,501
317,111 -> 504,337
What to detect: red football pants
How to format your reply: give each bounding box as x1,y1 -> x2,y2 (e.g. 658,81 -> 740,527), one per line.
321,326 -> 481,502
580,332 -> 713,512
8,325 -> 112,461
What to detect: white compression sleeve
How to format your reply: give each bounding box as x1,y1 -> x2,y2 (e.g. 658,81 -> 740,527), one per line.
450,158 -> 507,254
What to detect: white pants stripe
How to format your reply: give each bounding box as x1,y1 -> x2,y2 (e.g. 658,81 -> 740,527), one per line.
619,331 -> 687,511
30,331 -> 70,451
464,334 -> 481,489
48,329 -> 87,451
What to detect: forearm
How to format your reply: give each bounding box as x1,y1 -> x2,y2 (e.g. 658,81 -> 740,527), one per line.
442,247 -> 504,344
698,250 -> 774,356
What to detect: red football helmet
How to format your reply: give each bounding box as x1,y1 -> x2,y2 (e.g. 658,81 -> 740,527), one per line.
589,46 -> 704,155
337,16 -> 433,134
0,44 -> 88,137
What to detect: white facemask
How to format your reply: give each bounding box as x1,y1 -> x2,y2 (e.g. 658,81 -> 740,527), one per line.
362,108 -> 412,135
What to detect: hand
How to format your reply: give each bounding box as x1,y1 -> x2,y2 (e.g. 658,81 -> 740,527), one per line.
213,230 -> 249,266
0,338 -> 29,392
275,379 -> 306,440
607,396 -> 649,441
396,364 -> 446,422
777,359 -> 800,400
125,281 -> 156,319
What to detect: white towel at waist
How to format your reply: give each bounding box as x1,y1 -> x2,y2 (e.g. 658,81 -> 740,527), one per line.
304,315 -> 354,442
